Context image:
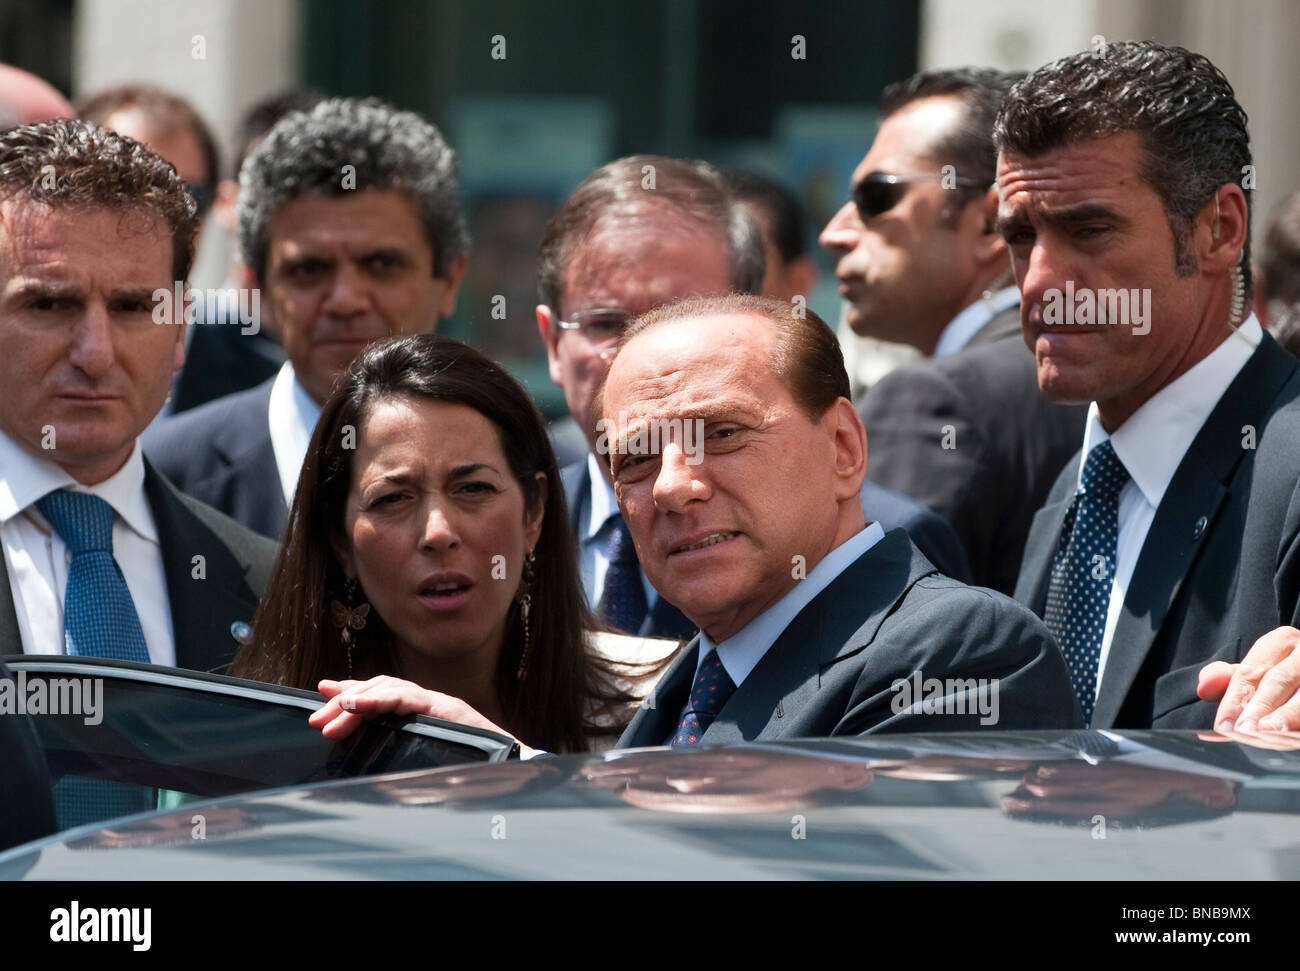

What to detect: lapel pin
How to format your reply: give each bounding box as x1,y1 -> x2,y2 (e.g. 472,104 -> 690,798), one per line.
230,620 -> 252,645
1191,515 -> 1208,541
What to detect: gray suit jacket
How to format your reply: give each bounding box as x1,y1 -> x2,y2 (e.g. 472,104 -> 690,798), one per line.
1014,332 -> 1300,729
617,528 -> 1081,747
142,377 -> 287,540
0,461 -> 279,674
858,306 -> 1087,595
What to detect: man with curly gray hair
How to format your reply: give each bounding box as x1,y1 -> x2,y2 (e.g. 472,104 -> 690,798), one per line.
145,97 -> 469,539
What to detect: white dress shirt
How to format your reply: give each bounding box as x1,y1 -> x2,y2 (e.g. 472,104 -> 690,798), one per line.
1077,315 -> 1263,699
578,451 -> 658,611
267,361 -> 323,507
686,520 -> 887,692
0,430 -> 175,664
932,285 -> 1021,358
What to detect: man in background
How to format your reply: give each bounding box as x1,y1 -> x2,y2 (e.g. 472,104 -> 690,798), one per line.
144,98 -> 469,538
821,68 -> 1086,594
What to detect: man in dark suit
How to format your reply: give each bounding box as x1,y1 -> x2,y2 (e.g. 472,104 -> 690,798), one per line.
821,68 -> 1086,594
0,119 -> 276,673
606,295 -> 1079,747
143,98 -> 469,539
538,156 -> 971,641
309,294 -> 1079,750
999,42 -> 1300,730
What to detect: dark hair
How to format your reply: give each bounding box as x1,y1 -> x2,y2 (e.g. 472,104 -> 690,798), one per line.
881,66 -> 1023,209
720,166 -> 809,263
75,83 -> 220,206
230,89 -> 324,179
237,97 -> 468,281
610,293 -> 850,423
1259,190 -> 1300,356
232,335 -> 643,753
994,41 -> 1253,293
536,154 -> 765,310
0,119 -> 198,281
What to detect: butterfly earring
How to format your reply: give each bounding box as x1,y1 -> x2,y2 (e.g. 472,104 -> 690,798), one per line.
330,577 -> 370,678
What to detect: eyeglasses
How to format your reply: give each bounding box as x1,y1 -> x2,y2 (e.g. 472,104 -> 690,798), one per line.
852,171 -> 990,222
185,181 -> 215,214
555,308 -> 633,346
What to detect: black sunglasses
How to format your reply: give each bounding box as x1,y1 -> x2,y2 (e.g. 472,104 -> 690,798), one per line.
852,171 -> 989,222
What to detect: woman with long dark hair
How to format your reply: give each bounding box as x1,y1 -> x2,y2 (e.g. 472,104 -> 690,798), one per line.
232,335 -> 673,753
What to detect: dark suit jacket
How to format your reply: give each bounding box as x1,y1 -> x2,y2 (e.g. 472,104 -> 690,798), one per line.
561,458 -> 974,642
1014,332 -> 1300,730
171,317 -> 284,416
142,377 -> 287,540
0,656 -> 56,850
617,528 -> 1081,747
857,305 -> 1088,595
0,461 -> 279,674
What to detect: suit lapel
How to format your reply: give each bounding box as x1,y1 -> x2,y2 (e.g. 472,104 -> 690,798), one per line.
702,529 -> 932,745
1015,492 -> 1075,613
144,462 -> 262,673
617,637 -> 700,747
1092,336 -> 1298,727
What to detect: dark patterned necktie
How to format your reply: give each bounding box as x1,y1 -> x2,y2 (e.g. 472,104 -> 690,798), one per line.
596,516 -> 649,634
669,649 -> 737,746
1042,440 -> 1131,726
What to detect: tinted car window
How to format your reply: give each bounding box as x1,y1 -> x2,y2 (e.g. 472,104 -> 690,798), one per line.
6,658 -> 514,834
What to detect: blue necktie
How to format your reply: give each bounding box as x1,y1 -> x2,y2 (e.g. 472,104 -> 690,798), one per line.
36,490 -> 155,827
35,489 -> 150,663
670,649 -> 737,746
597,516 -> 649,634
1042,441 -> 1131,726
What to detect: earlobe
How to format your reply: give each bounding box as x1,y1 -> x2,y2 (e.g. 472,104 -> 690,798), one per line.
329,530 -> 355,581
830,398 -> 868,498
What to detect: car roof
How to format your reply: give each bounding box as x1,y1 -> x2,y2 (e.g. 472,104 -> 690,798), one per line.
6,730 -> 1299,879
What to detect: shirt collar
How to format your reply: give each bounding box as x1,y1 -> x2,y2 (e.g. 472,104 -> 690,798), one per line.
268,361 -> 323,506
584,450 -> 618,540
932,285 -> 1020,357
0,428 -> 157,544
1078,314 -> 1263,506
697,520 -> 887,687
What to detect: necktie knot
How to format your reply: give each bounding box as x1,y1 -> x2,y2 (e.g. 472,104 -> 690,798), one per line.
36,489 -> 116,553
1080,440 -> 1130,503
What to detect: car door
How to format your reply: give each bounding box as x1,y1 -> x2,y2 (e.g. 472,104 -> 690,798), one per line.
3,655 -> 517,834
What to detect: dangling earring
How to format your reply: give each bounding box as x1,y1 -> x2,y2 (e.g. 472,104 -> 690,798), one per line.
1228,259 -> 1246,330
516,551 -> 536,680
330,577 -> 370,678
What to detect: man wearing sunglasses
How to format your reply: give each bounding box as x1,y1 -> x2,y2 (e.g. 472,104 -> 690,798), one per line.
536,155 -> 973,641
821,68 -> 1087,596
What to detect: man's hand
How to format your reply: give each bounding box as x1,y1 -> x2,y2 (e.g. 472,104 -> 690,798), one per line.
308,676 -> 530,754
1197,626 -> 1300,732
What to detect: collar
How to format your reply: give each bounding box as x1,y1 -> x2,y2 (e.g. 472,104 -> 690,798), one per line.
697,520 -> 886,686
268,361 -> 323,506
1078,315 -> 1263,506
584,450 -> 618,541
933,285 -> 1020,357
0,428 -> 158,544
